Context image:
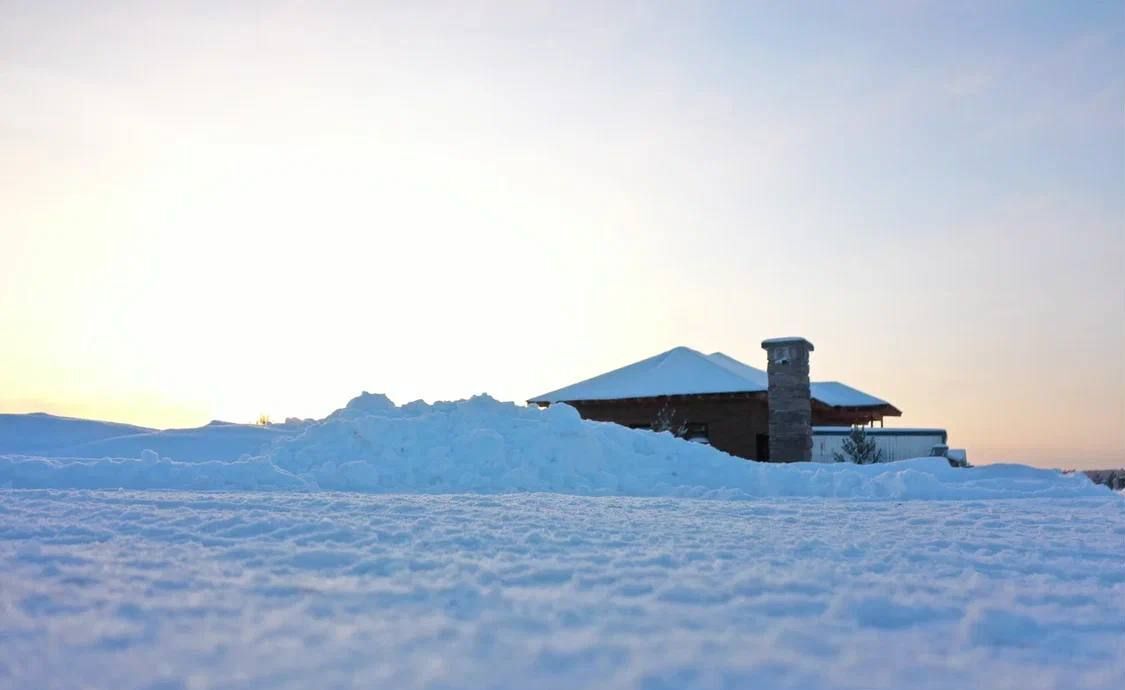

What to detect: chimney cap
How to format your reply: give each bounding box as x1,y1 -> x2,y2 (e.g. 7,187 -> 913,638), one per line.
761,336 -> 815,351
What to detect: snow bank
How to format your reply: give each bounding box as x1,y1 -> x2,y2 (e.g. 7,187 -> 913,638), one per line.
0,450 -> 306,491
52,422 -> 298,462
0,412 -> 153,455
0,412 -> 298,461
0,393 -> 1109,500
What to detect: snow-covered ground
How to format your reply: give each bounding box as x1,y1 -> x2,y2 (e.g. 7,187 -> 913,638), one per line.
2,491 -> 1123,690
1,394 -> 1122,689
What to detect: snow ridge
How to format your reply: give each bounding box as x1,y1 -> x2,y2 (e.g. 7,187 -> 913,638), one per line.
0,394 -> 1108,500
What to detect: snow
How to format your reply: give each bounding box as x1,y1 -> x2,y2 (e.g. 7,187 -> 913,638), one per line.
528,346 -> 891,409
808,381 -> 890,408
528,346 -> 768,403
0,412 -> 153,455
1,392 -> 1122,689
0,394 -> 1106,499
53,423 -> 297,462
703,350 -> 770,388
1,490 -> 1122,690
760,336 -> 815,349
0,412 -> 298,461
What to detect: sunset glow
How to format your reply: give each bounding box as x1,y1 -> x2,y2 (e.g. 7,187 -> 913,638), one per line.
1,2 -> 1122,468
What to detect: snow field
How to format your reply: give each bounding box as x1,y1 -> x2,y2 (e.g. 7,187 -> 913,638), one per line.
0,393 -> 1121,689
1,490 -> 1123,690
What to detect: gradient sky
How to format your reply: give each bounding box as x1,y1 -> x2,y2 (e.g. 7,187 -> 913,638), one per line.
2,1 -> 1123,468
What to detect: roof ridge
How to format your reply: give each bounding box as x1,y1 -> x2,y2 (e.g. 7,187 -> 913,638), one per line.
528,346 -> 894,411
528,345 -> 767,403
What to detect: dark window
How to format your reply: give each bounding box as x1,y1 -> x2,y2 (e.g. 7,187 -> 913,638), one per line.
756,434 -> 770,461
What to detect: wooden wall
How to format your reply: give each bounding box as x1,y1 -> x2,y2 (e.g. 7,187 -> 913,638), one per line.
557,394 -> 890,462
568,395 -> 771,461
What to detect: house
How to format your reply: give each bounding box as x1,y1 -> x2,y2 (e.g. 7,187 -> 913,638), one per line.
528,339 -> 909,462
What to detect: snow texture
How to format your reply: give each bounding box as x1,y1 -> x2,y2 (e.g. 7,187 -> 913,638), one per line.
0,412 -> 298,461
807,381 -> 889,408
0,412 -> 154,455
1,393 -> 1122,689
1,490 -> 1122,690
50,423 -> 297,462
0,394 -> 1105,499
528,346 -> 770,402
528,346 -> 890,408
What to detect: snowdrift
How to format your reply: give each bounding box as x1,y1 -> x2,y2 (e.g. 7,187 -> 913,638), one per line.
0,412 -> 154,455
52,421 -> 299,462
0,413 -> 299,461
0,393 -> 1108,500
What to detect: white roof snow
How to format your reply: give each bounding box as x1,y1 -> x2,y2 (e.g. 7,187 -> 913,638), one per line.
704,351 -> 770,387
528,347 -> 766,403
529,346 -> 892,409
807,381 -> 889,408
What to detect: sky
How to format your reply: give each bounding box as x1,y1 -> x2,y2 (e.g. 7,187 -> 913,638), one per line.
1,1 -> 1122,469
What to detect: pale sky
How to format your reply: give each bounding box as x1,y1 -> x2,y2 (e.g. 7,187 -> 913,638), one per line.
2,1 -> 1123,469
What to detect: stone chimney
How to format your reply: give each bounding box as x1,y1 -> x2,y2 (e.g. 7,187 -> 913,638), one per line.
761,337 -> 815,462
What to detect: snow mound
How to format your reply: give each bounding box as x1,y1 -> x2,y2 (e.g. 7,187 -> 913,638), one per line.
0,412 -> 299,462
0,412 -> 154,455
0,449 -> 306,491
326,390 -> 399,419
52,423 -> 297,462
0,394 -> 1110,500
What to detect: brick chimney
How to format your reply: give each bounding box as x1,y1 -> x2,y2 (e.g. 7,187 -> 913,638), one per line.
761,337 -> 815,462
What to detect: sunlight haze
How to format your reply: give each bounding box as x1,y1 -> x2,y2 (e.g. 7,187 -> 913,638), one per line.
1,1 -> 1123,469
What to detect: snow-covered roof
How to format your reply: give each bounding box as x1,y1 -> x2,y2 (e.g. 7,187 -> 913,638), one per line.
528,347 -> 894,410
528,347 -> 766,404
807,381 -> 888,408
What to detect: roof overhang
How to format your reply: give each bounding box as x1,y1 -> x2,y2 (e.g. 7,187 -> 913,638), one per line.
810,400 -> 902,425
530,391 -> 767,407
527,346 -> 899,415
531,393 -> 900,417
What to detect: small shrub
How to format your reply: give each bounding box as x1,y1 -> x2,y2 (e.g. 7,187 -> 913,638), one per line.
833,426 -> 884,464
651,403 -> 687,438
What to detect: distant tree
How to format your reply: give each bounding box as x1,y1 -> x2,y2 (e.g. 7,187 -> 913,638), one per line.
651,403 -> 687,438
256,414 -> 271,426
833,426 -> 884,464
